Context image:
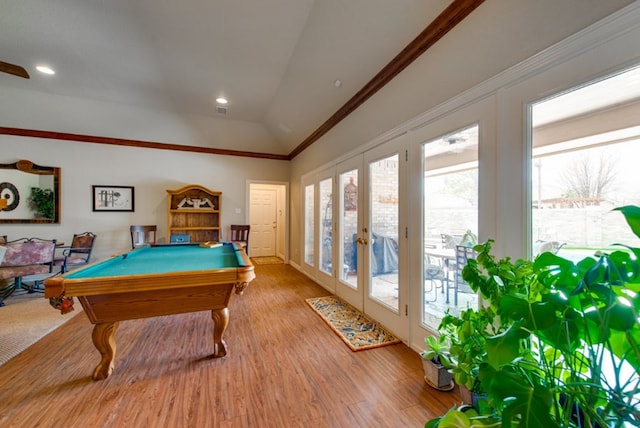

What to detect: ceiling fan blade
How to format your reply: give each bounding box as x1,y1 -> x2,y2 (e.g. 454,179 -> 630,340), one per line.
0,61 -> 30,79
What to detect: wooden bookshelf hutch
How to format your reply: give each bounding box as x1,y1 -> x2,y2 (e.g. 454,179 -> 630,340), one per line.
166,185 -> 222,244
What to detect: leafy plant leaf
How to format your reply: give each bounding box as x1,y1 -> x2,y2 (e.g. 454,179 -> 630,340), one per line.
438,409 -> 472,427
614,205 -> 640,239
481,365 -> 559,428
485,323 -> 528,369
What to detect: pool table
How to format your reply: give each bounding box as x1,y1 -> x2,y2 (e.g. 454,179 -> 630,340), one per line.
44,242 -> 254,380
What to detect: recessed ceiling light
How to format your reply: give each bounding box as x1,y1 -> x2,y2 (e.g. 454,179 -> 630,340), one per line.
215,97 -> 228,104
36,65 -> 55,75
334,79 -> 342,88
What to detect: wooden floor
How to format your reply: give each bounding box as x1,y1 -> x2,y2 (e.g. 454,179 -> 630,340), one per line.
0,263 -> 459,427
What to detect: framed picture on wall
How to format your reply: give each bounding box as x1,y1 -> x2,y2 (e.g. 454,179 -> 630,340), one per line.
92,185 -> 135,212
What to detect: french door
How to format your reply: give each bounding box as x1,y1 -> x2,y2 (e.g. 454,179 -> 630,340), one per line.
335,157 -> 364,309
302,136 -> 408,338
333,135 -> 408,338
361,136 -> 408,336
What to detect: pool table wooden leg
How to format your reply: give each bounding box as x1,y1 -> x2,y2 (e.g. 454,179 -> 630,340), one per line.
91,321 -> 119,380
211,307 -> 229,357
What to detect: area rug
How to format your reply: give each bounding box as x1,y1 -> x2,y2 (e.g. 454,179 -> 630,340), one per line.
0,289 -> 82,366
305,295 -> 401,351
251,256 -> 283,265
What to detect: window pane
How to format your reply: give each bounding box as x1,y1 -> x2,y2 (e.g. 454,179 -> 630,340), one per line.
340,169 -> 358,286
369,154 -> 399,311
319,178 -> 333,274
531,66 -> 640,261
304,184 -> 315,266
422,124 -> 479,331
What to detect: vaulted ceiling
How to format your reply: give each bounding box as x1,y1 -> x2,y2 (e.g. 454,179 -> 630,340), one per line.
0,0 -> 485,158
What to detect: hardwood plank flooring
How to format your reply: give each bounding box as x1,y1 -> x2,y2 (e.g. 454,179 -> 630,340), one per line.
0,264 -> 460,427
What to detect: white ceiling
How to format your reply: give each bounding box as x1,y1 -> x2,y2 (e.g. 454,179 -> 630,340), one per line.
0,0 -> 452,155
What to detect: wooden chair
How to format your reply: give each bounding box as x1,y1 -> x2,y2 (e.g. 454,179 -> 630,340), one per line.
230,225 -> 250,255
130,225 -> 157,249
53,232 -> 97,273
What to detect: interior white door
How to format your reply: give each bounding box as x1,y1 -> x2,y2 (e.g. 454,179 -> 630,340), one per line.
249,188 -> 277,257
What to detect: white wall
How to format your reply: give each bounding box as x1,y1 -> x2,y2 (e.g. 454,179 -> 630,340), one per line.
0,134 -> 290,262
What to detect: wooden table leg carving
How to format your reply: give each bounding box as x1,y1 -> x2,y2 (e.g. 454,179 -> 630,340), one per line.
211,307 -> 229,357
234,281 -> 248,295
91,321 -> 119,380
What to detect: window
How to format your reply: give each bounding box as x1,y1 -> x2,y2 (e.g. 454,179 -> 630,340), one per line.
304,184 -> 315,266
422,124 -> 479,331
531,66 -> 640,260
319,178 -> 333,274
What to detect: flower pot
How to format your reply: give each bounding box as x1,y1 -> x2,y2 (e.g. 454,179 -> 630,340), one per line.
422,358 -> 453,391
459,384 -> 472,405
459,385 -> 487,409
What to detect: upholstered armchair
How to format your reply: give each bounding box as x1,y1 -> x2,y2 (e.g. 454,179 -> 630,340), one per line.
0,238 -> 57,306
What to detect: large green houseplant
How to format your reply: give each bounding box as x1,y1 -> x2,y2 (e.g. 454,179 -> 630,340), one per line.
427,206 -> 640,428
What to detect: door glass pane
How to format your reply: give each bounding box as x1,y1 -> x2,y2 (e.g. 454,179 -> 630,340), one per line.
340,169 -> 358,287
369,154 -> 399,311
422,125 -> 479,331
304,184 -> 315,266
531,66 -> 640,261
319,178 -> 333,275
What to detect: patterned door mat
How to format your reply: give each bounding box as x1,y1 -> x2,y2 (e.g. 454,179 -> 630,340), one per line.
305,295 -> 401,351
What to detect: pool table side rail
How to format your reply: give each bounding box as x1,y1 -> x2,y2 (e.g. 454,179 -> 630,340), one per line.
44,266 -> 255,298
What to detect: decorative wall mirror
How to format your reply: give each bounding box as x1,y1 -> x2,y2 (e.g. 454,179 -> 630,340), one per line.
0,159 -> 61,224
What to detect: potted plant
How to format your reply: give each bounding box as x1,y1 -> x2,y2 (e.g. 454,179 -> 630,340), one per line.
438,307 -> 492,406
435,239 -> 534,408
28,187 -> 54,219
427,205 -> 640,427
420,334 -> 454,391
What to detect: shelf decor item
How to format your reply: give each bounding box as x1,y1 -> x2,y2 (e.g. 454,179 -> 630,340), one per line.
92,186 -> 134,212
